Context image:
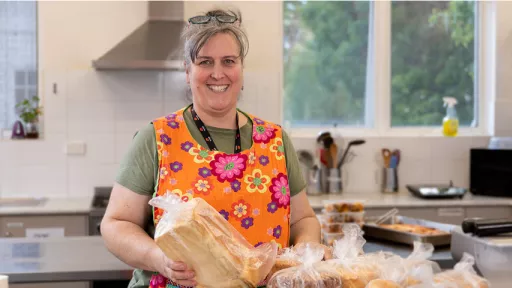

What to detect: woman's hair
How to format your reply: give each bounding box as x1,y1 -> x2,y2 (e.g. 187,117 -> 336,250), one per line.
181,9 -> 249,66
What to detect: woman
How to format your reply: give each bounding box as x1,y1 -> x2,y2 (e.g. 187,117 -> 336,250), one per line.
101,8 -> 326,288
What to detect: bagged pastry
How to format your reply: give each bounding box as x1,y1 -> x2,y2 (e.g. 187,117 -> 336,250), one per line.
314,223 -> 381,288
366,241 -> 440,288
149,193 -> 278,288
433,253 -> 490,288
267,242 -> 341,288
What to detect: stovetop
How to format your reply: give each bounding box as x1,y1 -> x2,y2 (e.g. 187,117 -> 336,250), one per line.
90,186 -> 112,216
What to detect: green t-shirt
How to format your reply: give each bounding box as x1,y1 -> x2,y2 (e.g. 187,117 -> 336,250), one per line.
116,107 -> 306,288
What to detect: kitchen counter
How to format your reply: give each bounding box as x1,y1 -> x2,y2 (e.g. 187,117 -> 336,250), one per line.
307,192 -> 512,210
0,197 -> 92,216
0,236 -> 453,283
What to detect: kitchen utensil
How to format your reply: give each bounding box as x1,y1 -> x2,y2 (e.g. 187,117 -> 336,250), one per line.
337,139 -> 366,169
330,142 -> 338,168
382,148 -> 391,168
375,208 -> 399,225
328,168 -> 342,194
382,167 -> 398,193
363,215 -> 454,247
406,183 -> 466,199
297,150 -> 315,169
462,218 -> 512,237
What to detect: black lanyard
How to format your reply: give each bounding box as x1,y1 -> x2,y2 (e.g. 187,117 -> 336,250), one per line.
190,105 -> 242,153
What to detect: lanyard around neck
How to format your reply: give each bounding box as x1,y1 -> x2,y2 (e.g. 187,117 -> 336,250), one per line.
190,105 -> 242,154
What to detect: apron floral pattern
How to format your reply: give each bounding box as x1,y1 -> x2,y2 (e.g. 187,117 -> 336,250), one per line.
149,107 -> 291,288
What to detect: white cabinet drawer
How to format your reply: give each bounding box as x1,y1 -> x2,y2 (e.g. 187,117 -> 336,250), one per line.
1,215 -> 88,238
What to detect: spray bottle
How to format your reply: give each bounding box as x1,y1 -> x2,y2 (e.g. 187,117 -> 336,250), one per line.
442,97 -> 459,137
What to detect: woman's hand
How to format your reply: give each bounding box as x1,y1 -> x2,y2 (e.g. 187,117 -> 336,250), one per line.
292,242 -> 333,260
151,247 -> 197,287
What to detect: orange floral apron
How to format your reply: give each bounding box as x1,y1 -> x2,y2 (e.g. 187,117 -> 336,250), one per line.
149,107 -> 291,288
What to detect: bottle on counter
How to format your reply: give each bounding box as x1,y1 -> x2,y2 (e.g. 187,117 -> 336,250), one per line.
442,97 -> 459,137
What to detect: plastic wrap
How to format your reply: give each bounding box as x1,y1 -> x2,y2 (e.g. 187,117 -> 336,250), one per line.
267,242 -> 341,288
433,253 -> 490,288
313,223 -> 381,288
149,193 -> 278,288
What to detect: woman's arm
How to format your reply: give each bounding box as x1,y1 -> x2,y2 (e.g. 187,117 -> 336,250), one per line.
100,183 -> 161,271
289,190 -> 321,245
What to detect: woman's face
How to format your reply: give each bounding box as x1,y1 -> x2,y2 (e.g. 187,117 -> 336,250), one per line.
186,32 -> 243,115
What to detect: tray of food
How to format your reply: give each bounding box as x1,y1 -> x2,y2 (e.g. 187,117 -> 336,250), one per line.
362,215 -> 455,247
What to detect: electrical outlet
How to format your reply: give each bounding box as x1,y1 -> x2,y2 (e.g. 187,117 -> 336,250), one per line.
65,141 -> 86,155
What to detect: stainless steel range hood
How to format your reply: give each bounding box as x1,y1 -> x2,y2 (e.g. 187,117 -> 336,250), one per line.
92,1 -> 185,71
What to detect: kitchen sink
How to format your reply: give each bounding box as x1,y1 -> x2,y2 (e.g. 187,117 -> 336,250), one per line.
0,197 -> 47,207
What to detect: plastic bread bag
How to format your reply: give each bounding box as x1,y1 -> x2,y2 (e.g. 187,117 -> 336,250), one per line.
433,253 -> 490,288
312,223 -> 383,288
267,242 -> 342,288
366,241 -> 440,288
149,193 -> 278,288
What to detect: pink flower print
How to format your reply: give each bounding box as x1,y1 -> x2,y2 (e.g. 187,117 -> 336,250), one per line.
223,187 -> 231,194
160,134 -> 171,145
167,120 -> 179,129
267,202 -> 278,213
270,173 -> 290,208
241,217 -> 254,229
210,153 -> 247,183
273,168 -> 279,175
267,227 -> 274,236
260,143 -> 267,149
231,199 -> 251,221
273,225 -> 282,239
169,178 -> 177,185
169,161 -> 182,172
156,128 -> 164,134
176,115 -> 184,122
253,125 -> 275,144
150,273 -> 166,285
283,214 -> 289,222
252,208 -> 260,216
162,150 -> 168,158
219,209 -> 229,221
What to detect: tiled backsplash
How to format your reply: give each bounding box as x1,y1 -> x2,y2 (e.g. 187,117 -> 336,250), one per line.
0,69 -> 491,198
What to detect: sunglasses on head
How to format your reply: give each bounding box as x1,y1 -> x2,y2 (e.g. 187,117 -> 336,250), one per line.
188,14 -> 238,24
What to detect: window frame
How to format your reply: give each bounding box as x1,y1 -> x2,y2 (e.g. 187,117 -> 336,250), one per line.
282,0 -> 494,138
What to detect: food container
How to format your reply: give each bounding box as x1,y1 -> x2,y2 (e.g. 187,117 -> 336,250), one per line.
320,222 -> 343,233
323,200 -> 365,213
319,211 -> 365,224
322,232 -> 344,246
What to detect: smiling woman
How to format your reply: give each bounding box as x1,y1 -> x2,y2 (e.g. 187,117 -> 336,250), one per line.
100,7 -> 326,288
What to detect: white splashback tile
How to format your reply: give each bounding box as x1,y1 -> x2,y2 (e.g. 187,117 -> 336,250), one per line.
100,71 -> 163,102
67,158 -> 118,197
115,132 -> 138,164
115,100 -> 164,133
83,133 -> 116,165
67,99 -> 116,138
41,71 -> 67,134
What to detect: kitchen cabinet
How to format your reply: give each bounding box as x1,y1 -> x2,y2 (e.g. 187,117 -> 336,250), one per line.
465,206 -> 511,219
11,282 -> 89,288
0,215 -> 88,238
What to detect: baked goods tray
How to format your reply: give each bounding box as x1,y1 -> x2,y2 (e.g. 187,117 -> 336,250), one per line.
362,215 -> 455,247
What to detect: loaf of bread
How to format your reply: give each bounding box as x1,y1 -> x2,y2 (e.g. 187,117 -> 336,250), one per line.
433,271 -> 489,288
266,268 -> 341,288
366,279 -> 401,288
153,197 -> 276,288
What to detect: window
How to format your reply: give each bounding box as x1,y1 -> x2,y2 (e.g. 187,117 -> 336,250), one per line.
283,0 -> 487,134
0,1 -> 38,131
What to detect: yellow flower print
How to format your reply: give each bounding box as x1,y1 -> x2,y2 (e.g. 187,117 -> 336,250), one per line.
244,169 -> 270,193
193,178 -> 214,195
167,189 -> 193,202
231,199 -> 251,221
270,137 -> 285,160
156,141 -> 164,159
159,167 -> 169,180
248,151 -> 256,165
189,145 -> 215,164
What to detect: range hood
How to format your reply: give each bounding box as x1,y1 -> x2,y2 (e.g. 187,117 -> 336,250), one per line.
93,1 -> 186,71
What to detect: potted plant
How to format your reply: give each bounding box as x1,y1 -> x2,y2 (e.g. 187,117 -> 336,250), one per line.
16,95 -> 43,139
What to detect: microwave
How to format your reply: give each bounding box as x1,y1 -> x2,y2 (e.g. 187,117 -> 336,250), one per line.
470,148 -> 512,198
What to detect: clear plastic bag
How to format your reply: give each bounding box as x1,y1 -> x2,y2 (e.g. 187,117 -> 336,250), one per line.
149,193 -> 278,288
433,253 -> 490,288
314,223 -> 380,288
366,241 -> 440,288
267,242 -> 341,288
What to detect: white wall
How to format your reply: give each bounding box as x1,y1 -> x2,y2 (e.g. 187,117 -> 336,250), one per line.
0,1 -> 508,198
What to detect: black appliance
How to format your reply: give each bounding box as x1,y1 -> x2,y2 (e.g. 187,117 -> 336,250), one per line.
470,148 -> 512,198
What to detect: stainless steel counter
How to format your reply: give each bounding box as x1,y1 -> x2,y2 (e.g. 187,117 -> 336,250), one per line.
0,236 -> 133,283
0,236 -> 453,284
